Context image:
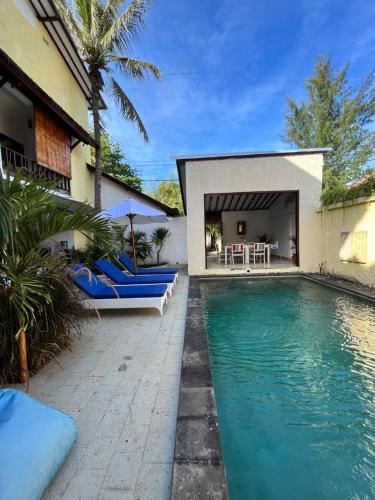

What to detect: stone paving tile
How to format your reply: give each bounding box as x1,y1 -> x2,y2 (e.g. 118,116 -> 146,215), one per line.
32,271 -> 189,500
99,452 -> 142,497
134,462 -> 173,500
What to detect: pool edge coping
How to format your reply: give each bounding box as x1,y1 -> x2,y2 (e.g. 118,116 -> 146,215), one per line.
196,272 -> 375,304
171,276 -> 229,500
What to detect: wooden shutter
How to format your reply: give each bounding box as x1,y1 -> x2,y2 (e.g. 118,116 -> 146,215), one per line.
35,104 -> 71,178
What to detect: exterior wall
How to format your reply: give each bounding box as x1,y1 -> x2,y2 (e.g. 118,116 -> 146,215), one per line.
0,0 -> 88,128
0,0 -> 95,247
100,174 -> 188,264
320,196 -> 375,287
142,217 -> 188,265
185,154 -> 324,275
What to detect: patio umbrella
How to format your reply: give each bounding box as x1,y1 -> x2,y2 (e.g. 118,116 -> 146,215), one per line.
100,198 -> 170,274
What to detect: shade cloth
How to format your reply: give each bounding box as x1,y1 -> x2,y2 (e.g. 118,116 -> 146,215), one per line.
100,198 -> 170,225
100,198 -> 170,274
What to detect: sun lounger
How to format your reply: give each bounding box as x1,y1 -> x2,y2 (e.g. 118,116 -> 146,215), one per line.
94,259 -> 176,297
0,389 -> 77,500
71,266 -> 168,316
118,253 -> 179,277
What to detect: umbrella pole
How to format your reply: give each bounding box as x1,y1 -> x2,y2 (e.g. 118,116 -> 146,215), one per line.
130,215 -> 137,275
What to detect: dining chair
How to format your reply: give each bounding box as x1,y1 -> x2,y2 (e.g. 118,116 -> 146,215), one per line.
250,243 -> 266,265
216,243 -> 226,263
231,243 -> 245,265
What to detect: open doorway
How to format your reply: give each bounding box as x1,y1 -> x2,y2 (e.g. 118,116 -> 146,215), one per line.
204,191 -> 299,270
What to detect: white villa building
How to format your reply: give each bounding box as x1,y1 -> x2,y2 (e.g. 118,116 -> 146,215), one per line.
176,149 -> 330,276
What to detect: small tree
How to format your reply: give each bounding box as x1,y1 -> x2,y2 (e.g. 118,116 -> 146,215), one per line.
150,180 -> 184,214
57,0 -> 160,209
151,227 -> 171,265
91,134 -> 142,190
125,230 -> 152,260
283,56 -> 375,197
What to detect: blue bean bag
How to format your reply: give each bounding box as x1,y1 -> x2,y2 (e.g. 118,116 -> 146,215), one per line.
0,389 -> 77,500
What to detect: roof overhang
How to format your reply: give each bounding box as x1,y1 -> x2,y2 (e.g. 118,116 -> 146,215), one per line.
0,49 -> 97,148
86,164 -> 180,217
175,148 -> 332,215
28,0 -> 106,110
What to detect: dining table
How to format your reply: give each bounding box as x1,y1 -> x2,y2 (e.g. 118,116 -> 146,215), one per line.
224,243 -> 271,265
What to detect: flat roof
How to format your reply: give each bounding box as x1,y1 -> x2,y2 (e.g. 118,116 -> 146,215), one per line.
174,148 -> 331,163
175,148 -> 331,215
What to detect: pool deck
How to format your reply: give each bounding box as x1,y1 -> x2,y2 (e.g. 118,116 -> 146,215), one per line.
304,273 -> 375,302
171,277 -> 228,500
20,271 -> 188,499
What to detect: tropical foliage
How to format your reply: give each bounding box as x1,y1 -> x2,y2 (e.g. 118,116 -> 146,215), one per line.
57,0 -> 160,209
322,174 -> 375,205
72,224 -> 128,267
90,133 -> 142,190
150,179 -> 184,214
125,229 -> 152,260
151,227 -> 170,265
283,56 -> 375,197
0,174 -> 113,386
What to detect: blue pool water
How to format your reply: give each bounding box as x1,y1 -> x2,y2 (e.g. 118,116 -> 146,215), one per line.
201,278 -> 375,500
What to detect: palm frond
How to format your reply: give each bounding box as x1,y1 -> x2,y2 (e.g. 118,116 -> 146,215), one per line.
110,77 -> 148,141
101,0 -> 150,53
112,55 -> 160,80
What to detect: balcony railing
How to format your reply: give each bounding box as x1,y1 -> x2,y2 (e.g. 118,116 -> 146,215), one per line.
0,145 -> 71,193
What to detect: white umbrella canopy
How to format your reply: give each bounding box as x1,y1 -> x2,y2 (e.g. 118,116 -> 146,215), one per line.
100,198 -> 170,273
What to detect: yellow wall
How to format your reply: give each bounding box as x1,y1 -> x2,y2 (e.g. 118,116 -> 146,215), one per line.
1,0 -> 95,246
0,0 -> 88,128
320,196 -> 375,287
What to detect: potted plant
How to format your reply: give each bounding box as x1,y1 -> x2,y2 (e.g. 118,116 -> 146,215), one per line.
151,227 -> 171,265
289,236 -> 297,264
125,230 -> 153,262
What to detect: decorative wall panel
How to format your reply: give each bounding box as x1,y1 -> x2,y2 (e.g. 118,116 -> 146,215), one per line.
35,104 -> 71,178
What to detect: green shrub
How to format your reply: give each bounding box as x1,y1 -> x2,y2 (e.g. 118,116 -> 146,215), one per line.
125,230 -> 152,261
0,272 -> 86,384
0,174 -> 113,385
322,176 -> 375,205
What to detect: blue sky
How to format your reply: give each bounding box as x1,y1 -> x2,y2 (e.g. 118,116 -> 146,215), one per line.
103,0 -> 375,190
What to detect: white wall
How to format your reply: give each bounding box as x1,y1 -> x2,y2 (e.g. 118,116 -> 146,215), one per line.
184,153 -> 324,275
142,217 -> 188,265
269,193 -> 296,258
221,210 -> 271,245
101,175 -> 188,265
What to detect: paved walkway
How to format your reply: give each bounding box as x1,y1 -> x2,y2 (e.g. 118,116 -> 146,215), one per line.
25,272 -> 188,500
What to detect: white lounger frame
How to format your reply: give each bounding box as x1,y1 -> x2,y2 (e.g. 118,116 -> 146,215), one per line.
83,293 -> 168,316
139,271 -> 178,282
115,259 -> 179,283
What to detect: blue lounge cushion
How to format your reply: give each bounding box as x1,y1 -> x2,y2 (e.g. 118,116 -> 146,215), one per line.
0,389 -> 77,500
95,259 -> 175,285
118,253 -> 178,275
71,265 -> 167,298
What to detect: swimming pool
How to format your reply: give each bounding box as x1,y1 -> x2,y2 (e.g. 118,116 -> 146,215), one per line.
201,278 -> 375,500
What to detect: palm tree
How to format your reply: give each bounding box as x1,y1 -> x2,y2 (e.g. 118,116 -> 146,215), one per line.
57,0 -> 160,210
0,174 -> 113,388
151,227 -> 170,265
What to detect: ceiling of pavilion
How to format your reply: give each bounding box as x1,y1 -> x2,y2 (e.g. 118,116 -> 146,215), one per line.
204,191 -> 295,213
